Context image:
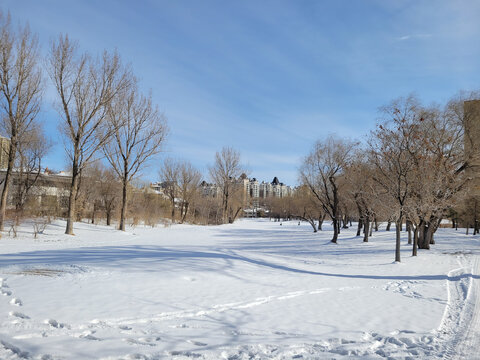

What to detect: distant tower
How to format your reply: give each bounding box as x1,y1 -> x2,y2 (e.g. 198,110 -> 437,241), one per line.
0,136 -> 10,169
464,100 -> 480,196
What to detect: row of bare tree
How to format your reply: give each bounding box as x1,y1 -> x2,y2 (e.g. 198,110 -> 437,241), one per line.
159,147 -> 247,225
0,12 -> 167,234
270,94 -> 475,262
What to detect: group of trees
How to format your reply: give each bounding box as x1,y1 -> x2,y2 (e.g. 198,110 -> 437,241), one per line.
274,94 -> 472,262
0,12 -> 167,234
1,11 -> 478,253
159,147 -> 246,226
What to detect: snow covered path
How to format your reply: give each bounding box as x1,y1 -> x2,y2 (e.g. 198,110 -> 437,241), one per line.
0,219 -> 479,359
451,255 -> 480,359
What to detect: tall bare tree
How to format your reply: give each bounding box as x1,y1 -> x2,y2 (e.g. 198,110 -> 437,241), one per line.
209,147 -> 244,224
160,158 -> 180,223
178,162 -> 201,223
369,95 -> 422,261
300,136 -> 356,243
48,34 -> 130,234
14,124 -> 50,216
0,12 -> 43,230
103,82 -> 167,231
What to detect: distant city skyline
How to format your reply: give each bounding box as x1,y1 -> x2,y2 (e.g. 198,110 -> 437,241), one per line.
3,0 -> 480,185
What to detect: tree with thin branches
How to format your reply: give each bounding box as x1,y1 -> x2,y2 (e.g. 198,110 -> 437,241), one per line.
0,12 -> 43,230
48,34 -> 130,234
300,136 -> 356,243
209,147 -> 244,224
103,82 -> 167,231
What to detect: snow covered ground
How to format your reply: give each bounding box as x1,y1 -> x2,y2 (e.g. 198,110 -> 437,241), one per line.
0,218 -> 479,359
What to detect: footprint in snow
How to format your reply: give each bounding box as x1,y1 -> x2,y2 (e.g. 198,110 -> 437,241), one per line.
78,331 -> 101,341
45,319 -> 69,329
1,289 -> 12,296
9,311 -> 30,319
187,339 -> 207,346
10,298 -> 22,306
169,350 -> 202,358
123,338 -> 157,347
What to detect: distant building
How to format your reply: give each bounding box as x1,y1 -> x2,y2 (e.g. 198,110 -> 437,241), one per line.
198,175 -> 293,202
249,178 -> 259,198
199,180 -> 221,197
259,181 -> 273,198
0,169 -> 71,211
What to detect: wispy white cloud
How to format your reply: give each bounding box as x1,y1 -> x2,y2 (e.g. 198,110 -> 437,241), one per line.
396,34 -> 432,41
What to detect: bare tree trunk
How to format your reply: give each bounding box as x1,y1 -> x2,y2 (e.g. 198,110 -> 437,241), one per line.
66,169 -> 79,235
332,218 -> 339,243
386,221 -> 391,231
106,210 -> 111,226
412,225 -> 418,256
374,216 -> 379,231
171,200 -> 175,223
91,203 -> 96,224
0,141 -> 16,230
318,214 -> 325,230
356,218 -> 363,236
418,220 -> 431,249
427,223 -> 435,245
181,203 -> 189,224
119,178 -> 127,231
407,220 -> 412,244
369,221 -> 373,237
363,219 -> 369,242
302,216 -> 317,232
395,212 -> 402,262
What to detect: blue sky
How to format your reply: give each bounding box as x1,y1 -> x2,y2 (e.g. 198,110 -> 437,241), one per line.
3,0 -> 480,185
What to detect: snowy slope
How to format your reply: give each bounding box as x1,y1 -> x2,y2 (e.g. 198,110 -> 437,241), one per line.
0,219 -> 479,359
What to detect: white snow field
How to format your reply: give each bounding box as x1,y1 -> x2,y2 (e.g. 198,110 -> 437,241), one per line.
0,219 -> 479,359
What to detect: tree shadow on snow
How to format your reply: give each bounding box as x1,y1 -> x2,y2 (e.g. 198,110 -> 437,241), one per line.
0,245 -> 477,282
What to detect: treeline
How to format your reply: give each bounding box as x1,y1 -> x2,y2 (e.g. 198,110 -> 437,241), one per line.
0,12 -> 255,233
0,12 -> 167,234
268,94 -> 478,262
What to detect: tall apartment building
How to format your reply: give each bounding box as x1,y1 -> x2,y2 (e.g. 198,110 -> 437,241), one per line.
199,175 -> 293,202
249,178 -> 259,198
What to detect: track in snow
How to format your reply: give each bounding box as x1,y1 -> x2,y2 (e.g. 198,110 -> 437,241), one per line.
437,254 -> 480,359
452,256 -> 480,359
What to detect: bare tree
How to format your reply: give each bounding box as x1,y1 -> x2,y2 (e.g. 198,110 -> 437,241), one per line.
160,158 -> 180,223
48,34 -> 130,234
291,185 -> 323,232
103,82 -> 167,231
369,95 -> 422,261
300,136 -> 356,243
178,161 -> 201,223
13,124 -> 50,217
344,154 -> 380,242
406,102 -> 466,251
0,12 -> 43,230
209,147 -> 244,224
98,167 -> 120,226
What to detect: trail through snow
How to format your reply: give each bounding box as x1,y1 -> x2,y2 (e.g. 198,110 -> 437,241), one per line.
451,255 -> 480,359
